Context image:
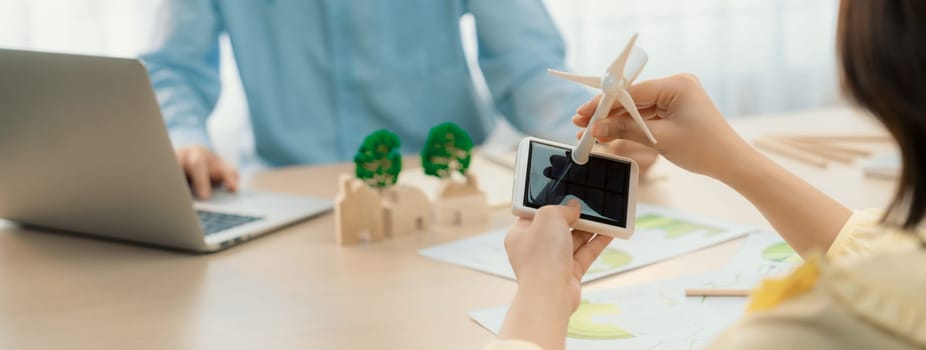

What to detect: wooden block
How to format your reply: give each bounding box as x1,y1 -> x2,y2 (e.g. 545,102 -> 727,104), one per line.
334,175 -> 385,245
435,192 -> 489,226
434,173 -> 490,227
381,185 -> 432,238
398,155 -> 515,209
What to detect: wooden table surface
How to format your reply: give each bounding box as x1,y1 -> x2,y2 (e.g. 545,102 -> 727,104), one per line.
0,106 -> 897,349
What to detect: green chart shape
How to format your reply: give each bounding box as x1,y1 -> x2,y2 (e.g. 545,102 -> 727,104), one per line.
636,214 -> 724,239
762,242 -> 802,263
587,248 -> 633,274
568,300 -> 635,340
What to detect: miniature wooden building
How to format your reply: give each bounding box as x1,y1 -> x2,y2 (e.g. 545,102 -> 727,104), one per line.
334,175 -> 385,244
433,173 -> 489,226
381,185 -> 431,238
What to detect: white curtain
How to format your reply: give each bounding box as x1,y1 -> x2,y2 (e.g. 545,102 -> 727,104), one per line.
0,0 -> 842,159
0,0 -> 251,166
542,0 -> 842,117
0,0 -> 160,57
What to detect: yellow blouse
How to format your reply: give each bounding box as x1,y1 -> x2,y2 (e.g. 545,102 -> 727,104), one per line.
487,209 -> 926,350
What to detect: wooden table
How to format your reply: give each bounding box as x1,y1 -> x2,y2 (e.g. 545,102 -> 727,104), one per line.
0,106 -> 897,349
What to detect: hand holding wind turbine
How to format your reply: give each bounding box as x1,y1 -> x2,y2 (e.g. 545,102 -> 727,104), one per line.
549,33 -> 657,165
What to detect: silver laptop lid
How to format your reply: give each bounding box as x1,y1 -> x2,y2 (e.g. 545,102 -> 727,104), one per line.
0,49 -> 207,250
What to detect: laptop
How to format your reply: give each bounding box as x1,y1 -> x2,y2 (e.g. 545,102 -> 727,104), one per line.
0,49 -> 332,252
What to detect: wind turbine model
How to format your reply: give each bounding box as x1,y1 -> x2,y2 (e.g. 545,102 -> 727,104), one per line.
548,33 -> 657,165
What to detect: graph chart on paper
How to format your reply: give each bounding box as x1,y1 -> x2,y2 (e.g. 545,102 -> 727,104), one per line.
419,204 -> 757,282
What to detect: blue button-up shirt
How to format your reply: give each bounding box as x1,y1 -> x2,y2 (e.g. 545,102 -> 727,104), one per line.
142,0 -> 591,166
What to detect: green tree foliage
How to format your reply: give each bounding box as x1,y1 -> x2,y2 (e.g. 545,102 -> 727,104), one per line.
354,129 -> 403,189
420,122 -> 474,179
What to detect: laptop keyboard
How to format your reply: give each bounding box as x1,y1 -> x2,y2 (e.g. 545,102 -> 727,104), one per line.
196,210 -> 263,235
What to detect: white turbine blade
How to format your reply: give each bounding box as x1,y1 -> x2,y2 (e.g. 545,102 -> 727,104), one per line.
624,46 -> 648,84
617,89 -> 657,144
547,69 -> 600,89
606,33 -> 639,81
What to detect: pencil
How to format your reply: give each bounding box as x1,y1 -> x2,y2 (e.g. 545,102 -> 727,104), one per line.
685,288 -> 751,297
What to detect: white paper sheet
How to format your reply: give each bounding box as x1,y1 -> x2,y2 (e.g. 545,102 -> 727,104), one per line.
469,275 -> 747,350
466,232 -> 804,350
419,204 -> 756,283
690,231 -> 803,290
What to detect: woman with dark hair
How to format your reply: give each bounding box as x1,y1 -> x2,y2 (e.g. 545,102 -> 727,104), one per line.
488,1 -> 926,349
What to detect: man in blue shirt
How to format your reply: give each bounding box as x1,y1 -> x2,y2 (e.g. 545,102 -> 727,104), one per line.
143,0 -> 596,198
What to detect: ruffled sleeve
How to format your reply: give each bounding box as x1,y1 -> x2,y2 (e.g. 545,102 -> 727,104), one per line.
706,249 -> 926,350
825,209 -> 919,261
822,251 -> 926,347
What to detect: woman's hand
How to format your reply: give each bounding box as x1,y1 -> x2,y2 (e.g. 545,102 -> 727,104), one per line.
596,139 -> 659,176
499,200 -> 614,350
505,200 -> 615,311
573,74 -> 754,181
575,73 -> 850,257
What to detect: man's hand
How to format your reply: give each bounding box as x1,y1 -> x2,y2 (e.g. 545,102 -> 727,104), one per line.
175,145 -> 239,199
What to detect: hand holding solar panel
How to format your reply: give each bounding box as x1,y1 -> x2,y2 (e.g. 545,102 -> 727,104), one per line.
511,34 -> 646,239
513,138 -> 639,239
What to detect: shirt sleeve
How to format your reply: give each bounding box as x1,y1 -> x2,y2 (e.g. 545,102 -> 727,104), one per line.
705,254 -> 922,349
483,340 -> 544,350
705,289 -> 857,350
139,0 -> 223,149
467,0 -> 594,143
825,208 -> 919,261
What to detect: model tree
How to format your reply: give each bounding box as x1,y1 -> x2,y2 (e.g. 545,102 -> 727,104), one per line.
354,129 -> 403,189
420,122 -> 474,179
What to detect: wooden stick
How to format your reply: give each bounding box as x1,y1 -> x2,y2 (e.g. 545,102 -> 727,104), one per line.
864,168 -> 899,180
786,134 -> 893,143
777,137 -> 872,157
769,137 -> 856,163
753,138 -> 829,168
685,288 -> 751,297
